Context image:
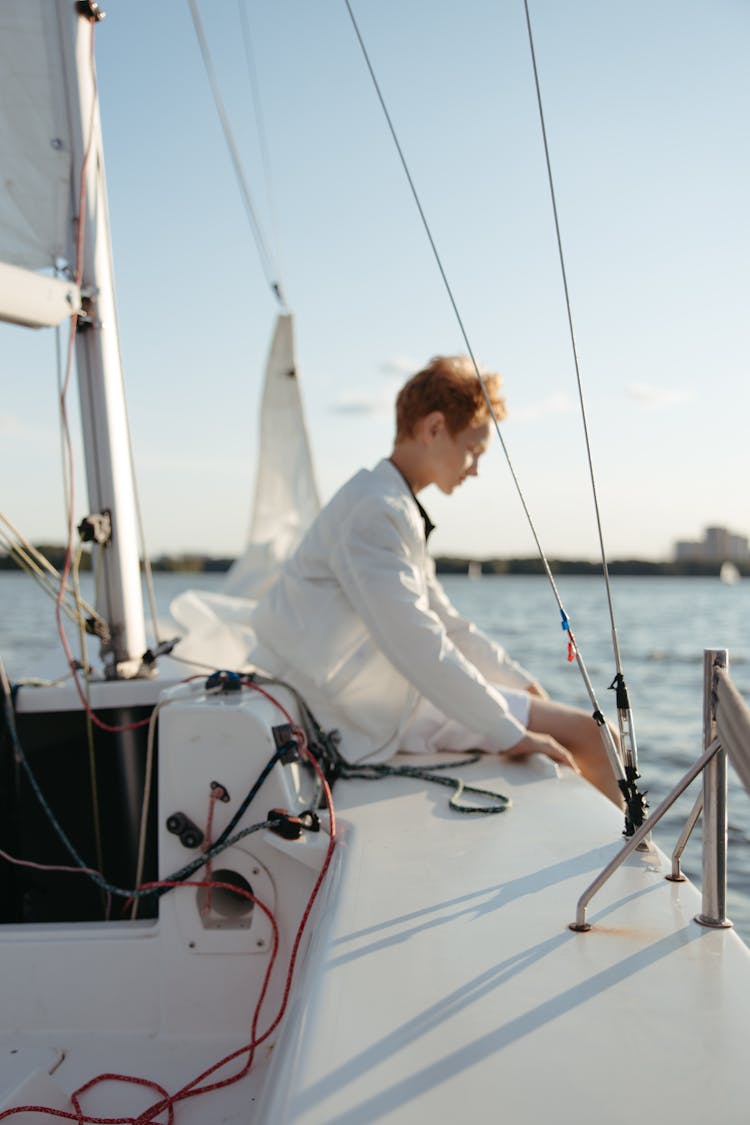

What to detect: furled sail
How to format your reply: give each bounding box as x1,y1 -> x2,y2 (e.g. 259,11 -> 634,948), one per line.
0,2 -> 81,326
170,313 -> 320,666
223,312 -> 321,598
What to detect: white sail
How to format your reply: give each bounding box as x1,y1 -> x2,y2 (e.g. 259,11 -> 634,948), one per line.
223,312 -> 321,598
0,2 -> 82,328
0,1 -> 146,672
0,3 -> 73,273
170,313 -> 319,663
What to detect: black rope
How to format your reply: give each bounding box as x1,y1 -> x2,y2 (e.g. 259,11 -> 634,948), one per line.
207,746 -> 287,855
0,663 -> 277,901
153,818 -> 272,897
246,672 -> 511,814
337,755 -> 511,815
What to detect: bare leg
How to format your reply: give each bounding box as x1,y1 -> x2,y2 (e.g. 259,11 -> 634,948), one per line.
527,697 -> 623,808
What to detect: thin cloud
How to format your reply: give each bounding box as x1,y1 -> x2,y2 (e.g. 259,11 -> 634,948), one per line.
0,413 -> 57,442
329,356 -> 413,415
511,393 -> 573,422
379,356 -> 418,378
626,383 -> 693,409
330,395 -> 389,416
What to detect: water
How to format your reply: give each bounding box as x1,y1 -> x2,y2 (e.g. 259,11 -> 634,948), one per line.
2,569 -> 749,940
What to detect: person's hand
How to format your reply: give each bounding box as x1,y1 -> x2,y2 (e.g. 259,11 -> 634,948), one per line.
525,680 -> 549,700
501,731 -> 580,774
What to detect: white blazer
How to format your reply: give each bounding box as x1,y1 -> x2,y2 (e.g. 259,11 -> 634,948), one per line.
250,459 -> 533,763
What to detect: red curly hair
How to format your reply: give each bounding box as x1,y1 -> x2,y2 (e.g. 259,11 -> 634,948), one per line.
395,356 -> 507,441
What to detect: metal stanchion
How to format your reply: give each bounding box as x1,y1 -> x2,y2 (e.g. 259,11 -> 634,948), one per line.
696,649 -> 732,929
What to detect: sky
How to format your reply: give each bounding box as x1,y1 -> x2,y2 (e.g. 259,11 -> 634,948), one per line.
1,0 -> 749,562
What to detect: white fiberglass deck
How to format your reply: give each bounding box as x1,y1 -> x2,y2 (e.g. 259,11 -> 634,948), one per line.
2,754 -> 750,1124
269,756 -> 750,1124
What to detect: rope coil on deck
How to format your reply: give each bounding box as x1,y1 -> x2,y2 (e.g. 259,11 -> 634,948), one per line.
337,754 -> 512,814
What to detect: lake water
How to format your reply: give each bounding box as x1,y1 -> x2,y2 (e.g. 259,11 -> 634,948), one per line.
1,569 -> 749,940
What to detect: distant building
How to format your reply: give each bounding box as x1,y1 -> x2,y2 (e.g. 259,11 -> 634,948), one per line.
674,525 -> 749,562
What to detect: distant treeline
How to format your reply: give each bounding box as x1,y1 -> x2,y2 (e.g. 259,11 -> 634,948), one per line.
1,548 -> 747,579
434,557 -> 750,578
0,549 -> 234,573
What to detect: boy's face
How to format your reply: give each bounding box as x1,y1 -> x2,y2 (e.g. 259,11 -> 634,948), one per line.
432,418 -> 491,494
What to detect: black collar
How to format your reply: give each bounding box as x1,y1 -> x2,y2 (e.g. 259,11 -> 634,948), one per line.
388,459 -> 436,541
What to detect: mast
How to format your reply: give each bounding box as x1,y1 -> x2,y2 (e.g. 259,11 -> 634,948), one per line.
60,1 -> 146,678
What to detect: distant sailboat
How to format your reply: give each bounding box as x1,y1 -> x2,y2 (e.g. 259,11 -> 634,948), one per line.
720,560 -> 741,585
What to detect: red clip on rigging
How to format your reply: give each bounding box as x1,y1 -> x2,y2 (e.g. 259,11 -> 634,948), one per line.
560,610 -> 576,663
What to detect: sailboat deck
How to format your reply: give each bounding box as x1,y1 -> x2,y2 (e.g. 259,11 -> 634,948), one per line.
270,755 -> 750,1123
2,755 -> 750,1124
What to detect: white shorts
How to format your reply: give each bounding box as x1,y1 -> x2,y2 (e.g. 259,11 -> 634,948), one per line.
399,687 -> 531,755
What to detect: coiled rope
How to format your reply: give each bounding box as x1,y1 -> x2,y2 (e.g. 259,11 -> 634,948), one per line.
336,754 -> 511,814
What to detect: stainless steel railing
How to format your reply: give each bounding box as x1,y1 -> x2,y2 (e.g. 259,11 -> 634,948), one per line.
570,648 -> 750,933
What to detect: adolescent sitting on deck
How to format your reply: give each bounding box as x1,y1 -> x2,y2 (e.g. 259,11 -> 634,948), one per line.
250,356 -> 622,806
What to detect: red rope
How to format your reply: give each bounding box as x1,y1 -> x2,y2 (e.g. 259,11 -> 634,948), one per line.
71,1076 -> 174,1125
0,879 -> 279,1125
51,14 -> 151,737
0,847 -> 112,920
0,686 -> 337,1124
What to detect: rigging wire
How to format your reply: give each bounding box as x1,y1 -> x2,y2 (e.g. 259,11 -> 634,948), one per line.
45,11 -> 97,689
129,697 -> 167,918
188,0 -> 287,308
57,17 -> 162,663
237,0 -> 286,294
0,517 -> 102,627
342,0 -> 571,605
522,0 -> 640,782
54,313 -> 73,530
342,0 -> 647,832
72,542 -> 107,890
51,15 -> 151,734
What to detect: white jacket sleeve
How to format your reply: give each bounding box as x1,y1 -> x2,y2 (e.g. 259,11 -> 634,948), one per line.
329,495 -> 526,750
425,560 -> 535,690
